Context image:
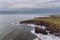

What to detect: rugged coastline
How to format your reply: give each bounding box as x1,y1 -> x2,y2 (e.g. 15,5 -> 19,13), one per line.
20,15 -> 60,36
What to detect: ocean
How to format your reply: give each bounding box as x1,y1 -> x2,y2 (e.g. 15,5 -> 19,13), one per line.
0,14 -> 39,40
0,14 -> 60,40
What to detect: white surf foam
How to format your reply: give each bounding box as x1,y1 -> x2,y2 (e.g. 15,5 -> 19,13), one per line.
26,24 -> 46,30
31,27 -> 60,40
11,22 -> 20,26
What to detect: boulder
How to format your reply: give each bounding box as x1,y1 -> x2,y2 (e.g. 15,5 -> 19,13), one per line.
20,18 -> 60,36
35,27 -> 48,35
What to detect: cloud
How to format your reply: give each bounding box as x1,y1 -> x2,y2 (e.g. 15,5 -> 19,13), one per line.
37,1 -> 60,8
0,0 -> 60,10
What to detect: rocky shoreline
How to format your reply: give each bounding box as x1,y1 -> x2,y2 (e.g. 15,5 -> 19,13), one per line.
20,17 -> 60,36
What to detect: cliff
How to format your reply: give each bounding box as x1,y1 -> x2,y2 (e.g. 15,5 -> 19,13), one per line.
20,17 -> 60,36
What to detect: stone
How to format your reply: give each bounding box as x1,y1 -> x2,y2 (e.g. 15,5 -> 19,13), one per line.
35,27 -> 48,35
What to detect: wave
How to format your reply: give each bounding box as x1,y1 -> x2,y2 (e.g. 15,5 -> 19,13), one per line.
30,25 -> 60,40
25,24 -> 46,30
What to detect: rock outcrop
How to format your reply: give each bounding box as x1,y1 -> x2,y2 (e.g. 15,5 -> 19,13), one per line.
20,17 -> 60,36
35,27 -> 48,35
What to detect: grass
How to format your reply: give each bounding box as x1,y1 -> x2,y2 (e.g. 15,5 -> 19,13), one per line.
34,17 -> 60,25
34,17 -> 60,32
20,15 -> 60,33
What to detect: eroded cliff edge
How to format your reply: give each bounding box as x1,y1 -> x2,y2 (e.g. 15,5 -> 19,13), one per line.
20,16 -> 60,36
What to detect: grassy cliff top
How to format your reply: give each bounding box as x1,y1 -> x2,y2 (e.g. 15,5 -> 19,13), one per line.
34,17 -> 60,25
20,15 -> 60,34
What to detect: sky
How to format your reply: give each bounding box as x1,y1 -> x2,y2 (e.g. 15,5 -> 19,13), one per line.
0,0 -> 60,14
0,0 -> 60,10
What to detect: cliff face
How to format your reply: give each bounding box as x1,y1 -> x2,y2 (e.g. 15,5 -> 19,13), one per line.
20,17 -> 60,36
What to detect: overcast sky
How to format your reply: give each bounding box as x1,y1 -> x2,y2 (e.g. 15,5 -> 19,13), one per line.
0,0 -> 60,10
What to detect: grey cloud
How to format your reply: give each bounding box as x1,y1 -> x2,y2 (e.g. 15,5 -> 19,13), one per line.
0,0 -> 60,10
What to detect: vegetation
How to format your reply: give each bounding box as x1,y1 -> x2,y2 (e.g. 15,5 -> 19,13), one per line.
20,15 -> 60,35
34,17 -> 60,25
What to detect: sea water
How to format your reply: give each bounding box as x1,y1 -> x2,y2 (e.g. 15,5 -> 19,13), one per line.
30,24 -> 60,40
0,14 -> 40,40
0,14 -> 60,40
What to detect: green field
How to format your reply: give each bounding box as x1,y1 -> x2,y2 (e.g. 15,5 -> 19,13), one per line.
34,17 -> 60,25
20,15 -> 60,33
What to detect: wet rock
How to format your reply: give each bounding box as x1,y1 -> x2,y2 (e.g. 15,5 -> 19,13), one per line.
49,31 -> 54,34
54,33 -> 60,36
20,19 -> 42,25
20,18 -> 60,36
35,27 -> 48,35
